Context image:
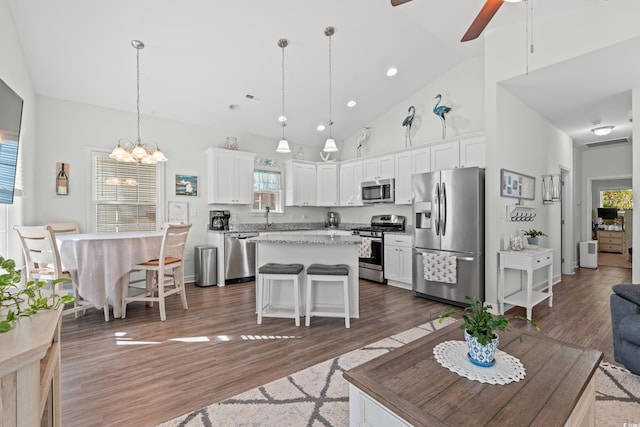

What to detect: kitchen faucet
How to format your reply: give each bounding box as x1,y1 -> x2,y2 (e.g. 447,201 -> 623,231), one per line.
264,206 -> 272,229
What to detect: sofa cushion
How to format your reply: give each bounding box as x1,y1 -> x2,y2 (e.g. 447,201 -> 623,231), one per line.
618,314 -> 640,346
613,284 -> 640,306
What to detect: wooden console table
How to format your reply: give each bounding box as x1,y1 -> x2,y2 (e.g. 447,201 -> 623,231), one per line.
343,323 -> 602,427
498,248 -> 554,321
0,306 -> 63,426
597,229 -> 626,253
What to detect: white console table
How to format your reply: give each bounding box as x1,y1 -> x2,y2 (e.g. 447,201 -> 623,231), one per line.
498,248 -> 554,321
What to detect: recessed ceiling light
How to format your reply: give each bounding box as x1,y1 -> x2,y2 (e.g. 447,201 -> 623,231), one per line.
386,67 -> 398,77
229,104 -> 240,111
278,115 -> 287,122
591,125 -> 614,136
347,100 -> 357,107
317,124 -> 326,131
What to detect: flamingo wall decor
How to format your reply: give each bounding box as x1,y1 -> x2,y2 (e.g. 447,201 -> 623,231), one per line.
402,106 -> 415,147
433,94 -> 452,139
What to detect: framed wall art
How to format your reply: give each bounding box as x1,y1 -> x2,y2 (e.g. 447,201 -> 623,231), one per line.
500,168 -> 535,201
175,174 -> 198,197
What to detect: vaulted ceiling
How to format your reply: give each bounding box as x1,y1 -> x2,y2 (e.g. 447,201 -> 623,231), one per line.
8,0 -> 633,150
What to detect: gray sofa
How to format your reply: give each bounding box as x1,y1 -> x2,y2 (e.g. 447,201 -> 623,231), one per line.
610,284 -> 640,375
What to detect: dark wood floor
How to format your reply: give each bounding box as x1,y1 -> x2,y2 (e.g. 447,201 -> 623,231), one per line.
59,265 -> 631,427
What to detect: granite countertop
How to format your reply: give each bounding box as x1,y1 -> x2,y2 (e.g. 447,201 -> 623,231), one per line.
250,233 -> 362,245
208,222 -> 366,234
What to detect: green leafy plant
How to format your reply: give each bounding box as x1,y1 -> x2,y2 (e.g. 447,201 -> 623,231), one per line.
522,229 -> 546,238
0,256 -> 74,333
440,296 -> 539,346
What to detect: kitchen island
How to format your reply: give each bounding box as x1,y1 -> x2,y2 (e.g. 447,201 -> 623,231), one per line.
251,233 -> 362,317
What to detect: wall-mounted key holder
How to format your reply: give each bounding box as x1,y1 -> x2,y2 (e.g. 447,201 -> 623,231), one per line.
506,204 -> 536,222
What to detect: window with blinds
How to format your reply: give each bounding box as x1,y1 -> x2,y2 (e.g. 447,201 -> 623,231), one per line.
92,149 -> 164,232
252,169 -> 283,213
0,137 -> 20,204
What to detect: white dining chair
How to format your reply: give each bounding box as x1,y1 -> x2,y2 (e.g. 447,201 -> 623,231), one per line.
44,222 -> 80,235
122,223 -> 192,321
13,225 -> 108,320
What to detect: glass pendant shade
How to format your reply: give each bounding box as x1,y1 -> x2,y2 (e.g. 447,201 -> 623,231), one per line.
276,138 -> 291,153
323,138 -> 338,152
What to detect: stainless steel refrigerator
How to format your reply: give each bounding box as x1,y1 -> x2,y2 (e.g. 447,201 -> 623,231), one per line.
412,167 -> 484,306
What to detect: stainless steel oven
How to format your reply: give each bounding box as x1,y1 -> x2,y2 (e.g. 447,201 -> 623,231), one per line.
351,228 -> 385,283
352,215 -> 406,284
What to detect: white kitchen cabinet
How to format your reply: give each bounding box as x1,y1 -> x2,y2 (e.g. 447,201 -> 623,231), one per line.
430,136 -> 485,171
384,234 -> 413,288
411,145 -> 431,175
339,159 -> 363,206
285,160 -> 316,206
316,163 -> 339,207
206,147 -> 256,204
459,135 -> 486,168
430,140 -> 459,171
394,151 -> 413,205
362,154 -> 394,181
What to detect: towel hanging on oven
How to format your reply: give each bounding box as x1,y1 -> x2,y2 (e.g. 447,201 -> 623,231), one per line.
359,237 -> 372,258
423,252 -> 457,284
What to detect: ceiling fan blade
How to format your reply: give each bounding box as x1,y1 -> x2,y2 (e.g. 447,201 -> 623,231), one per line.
461,0 -> 504,42
391,0 -> 413,6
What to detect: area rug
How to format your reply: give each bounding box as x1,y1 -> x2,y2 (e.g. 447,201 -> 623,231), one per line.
159,319 -> 640,427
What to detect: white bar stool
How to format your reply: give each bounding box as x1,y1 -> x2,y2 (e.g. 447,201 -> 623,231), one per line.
305,263 -> 350,328
257,263 -> 304,326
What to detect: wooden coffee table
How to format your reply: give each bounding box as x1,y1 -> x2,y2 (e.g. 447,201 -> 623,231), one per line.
343,323 -> 603,427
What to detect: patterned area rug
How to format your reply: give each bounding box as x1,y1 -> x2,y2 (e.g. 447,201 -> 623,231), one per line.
159,319 -> 640,427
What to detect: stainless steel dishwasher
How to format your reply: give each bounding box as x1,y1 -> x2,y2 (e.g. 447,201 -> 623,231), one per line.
224,232 -> 258,283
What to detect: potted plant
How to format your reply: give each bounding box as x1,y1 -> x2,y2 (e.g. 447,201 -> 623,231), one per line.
440,296 -> 539,367
522,229 -> 546,246
0,256 -> 74,333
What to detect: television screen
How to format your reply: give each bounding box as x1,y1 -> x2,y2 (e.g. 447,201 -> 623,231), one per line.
597,207 -> 618,220
0,78 -> 24,205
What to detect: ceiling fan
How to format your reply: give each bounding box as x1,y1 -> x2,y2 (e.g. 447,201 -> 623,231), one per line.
391,0 -> 521,42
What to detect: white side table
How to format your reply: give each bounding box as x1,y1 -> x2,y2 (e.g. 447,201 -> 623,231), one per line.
498,248 -> 554,320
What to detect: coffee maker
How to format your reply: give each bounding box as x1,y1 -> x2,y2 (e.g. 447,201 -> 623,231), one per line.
210,210 -> 231,230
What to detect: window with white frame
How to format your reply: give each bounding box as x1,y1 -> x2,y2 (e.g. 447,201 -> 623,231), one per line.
252,168 -> 283,213
91,148 -> 164,232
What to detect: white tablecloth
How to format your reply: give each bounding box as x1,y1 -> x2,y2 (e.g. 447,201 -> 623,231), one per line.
56,231 -> 163,311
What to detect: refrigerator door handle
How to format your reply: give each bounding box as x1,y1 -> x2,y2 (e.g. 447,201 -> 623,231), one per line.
434,182 -> 441,235
441,182 -> 447,236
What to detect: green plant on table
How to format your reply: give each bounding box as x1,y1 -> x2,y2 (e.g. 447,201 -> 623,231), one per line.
439,296 -> 539,345
521,229 -> 546,238
0,256 -> 74,333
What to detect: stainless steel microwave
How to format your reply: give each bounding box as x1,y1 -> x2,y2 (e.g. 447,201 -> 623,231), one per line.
362,178 -> 395,203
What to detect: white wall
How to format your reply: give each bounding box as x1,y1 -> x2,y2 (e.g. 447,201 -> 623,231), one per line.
340,56 -> 485,161
484,0 -> 640,307
578,145 -> 633,240
34,96 -> 333,276
0,0 -> 36,261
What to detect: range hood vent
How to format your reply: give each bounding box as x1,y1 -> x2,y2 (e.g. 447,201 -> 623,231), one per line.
584,137 -> 630,149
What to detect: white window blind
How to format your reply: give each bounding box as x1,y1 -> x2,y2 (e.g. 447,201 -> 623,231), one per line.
92,149 -> 163,232
252,169 -> 283,213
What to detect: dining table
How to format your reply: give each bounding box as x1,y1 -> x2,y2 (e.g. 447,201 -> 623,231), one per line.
55,230 -> 164,320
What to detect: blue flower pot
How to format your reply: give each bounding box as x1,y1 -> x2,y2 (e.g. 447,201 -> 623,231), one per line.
464,330 -> 499,367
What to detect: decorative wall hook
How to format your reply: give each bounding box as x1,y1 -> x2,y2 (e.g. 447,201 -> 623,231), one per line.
506,204 -> 536,222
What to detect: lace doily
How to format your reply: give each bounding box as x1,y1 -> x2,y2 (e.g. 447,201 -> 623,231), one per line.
433,341 -> 526,385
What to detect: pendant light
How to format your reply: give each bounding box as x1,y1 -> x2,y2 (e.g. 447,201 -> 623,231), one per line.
276,38 -> 291,153
323,26 -> 338,153
110,40 -> 168,164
